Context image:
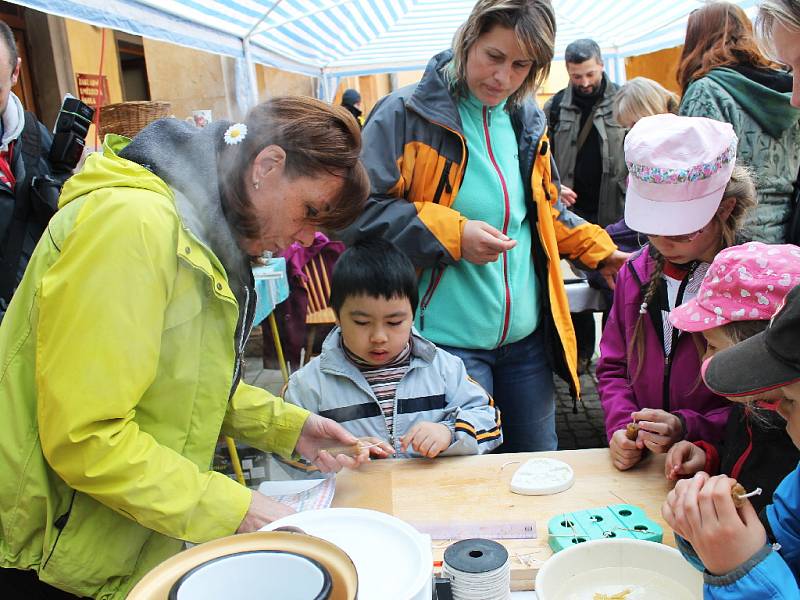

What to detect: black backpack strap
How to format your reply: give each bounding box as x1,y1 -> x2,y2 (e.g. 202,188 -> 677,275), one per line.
0,112 -> 46,304
548,90 -> 563,135
20,111 -> 42,173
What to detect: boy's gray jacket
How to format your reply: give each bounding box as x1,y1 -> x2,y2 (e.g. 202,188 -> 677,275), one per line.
284,328 -> 502,467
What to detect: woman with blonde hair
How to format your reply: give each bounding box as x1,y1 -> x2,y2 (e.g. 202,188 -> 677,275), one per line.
757,0 -> 800,107
678,1 -> 800,244
342,0 -> 628,452
613,76 -> 679,129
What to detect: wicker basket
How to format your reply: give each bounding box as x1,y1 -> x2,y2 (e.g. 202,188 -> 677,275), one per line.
98,101 -> 172,139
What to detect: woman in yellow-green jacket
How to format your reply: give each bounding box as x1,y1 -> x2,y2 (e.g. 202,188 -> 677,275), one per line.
0,97 -> 384,599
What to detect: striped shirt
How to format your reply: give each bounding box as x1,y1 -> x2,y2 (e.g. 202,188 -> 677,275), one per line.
342,341 -> 412,438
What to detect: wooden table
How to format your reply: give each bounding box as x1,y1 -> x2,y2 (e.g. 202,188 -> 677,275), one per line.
332,449 -> 675,591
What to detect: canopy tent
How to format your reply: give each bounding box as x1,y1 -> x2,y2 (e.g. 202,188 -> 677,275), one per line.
14,0 -> 757,104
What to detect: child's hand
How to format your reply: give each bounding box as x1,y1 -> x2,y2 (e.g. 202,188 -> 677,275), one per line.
631,408 -> 683,453
662,473 -> 767,575
401,422 -> 452,458
665,441 -> 706,480
609,428 -> 643,470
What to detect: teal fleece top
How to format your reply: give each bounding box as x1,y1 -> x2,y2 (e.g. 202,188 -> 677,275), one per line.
415,93 -> 540,349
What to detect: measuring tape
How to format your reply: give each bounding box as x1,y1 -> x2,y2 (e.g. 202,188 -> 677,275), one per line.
409,519 -> 537,540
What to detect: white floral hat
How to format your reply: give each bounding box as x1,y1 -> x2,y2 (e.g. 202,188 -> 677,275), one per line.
624,114 -> 738,236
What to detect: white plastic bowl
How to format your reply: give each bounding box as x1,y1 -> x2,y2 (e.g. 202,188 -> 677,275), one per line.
263,508 -> 432,600
169,550 -> 330,600
535,538 -> 702,600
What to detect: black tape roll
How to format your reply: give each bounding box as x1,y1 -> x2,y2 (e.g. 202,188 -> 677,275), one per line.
443,538 -> 508,574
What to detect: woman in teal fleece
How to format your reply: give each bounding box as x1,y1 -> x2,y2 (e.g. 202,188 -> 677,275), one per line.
342,0 -> 628,452
678,1 -> 800,244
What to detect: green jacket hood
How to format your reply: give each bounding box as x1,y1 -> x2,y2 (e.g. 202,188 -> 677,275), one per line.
706,67 -> 800,138
59,135 -> 172,208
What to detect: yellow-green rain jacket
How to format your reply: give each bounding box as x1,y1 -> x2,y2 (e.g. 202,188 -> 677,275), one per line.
0,130 -> 310,599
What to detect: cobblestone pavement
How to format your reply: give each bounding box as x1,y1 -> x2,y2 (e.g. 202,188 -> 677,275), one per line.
554,365 -> 608,450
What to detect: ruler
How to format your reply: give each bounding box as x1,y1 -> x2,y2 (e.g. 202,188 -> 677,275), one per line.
409,519 -> 537,540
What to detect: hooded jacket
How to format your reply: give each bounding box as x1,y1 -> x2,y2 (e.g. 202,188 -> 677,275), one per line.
694,403 -> 800,514
0,92 -> 58,318
675,461 -> 800,599
680,67 -> 800,243
597,248 -> 731,443
341,50 -> 617,397
0,121 -> 309,599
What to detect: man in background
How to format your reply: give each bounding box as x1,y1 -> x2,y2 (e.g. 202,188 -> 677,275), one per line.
0,20 -> 60,321
545,39 -> 628,373
340,88 -> 364,128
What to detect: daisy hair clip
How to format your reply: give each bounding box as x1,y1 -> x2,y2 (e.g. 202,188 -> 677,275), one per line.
224,123 -> 247,145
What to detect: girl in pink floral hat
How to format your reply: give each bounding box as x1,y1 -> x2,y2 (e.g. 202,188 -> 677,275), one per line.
598,114 -> 757,471
665,242 -> 800,512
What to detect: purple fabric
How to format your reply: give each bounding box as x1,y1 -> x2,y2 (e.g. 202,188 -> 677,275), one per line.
585,218 -> 644,304
596,248 -> 731,444
262,233 -> 345,367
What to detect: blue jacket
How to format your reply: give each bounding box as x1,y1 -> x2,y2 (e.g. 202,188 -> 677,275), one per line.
677,461 -> 800,598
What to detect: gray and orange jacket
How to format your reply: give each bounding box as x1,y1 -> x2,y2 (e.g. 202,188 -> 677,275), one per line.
341,50 -> 617,396
276,327 -> 502,478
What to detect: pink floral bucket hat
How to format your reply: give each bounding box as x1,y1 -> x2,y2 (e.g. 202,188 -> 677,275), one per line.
670,242 -> 800,332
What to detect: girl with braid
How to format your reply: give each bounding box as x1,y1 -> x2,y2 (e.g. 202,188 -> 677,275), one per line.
597,114 -> 756,471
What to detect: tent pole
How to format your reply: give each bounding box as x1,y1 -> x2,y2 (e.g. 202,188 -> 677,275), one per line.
243,36 -> 259,109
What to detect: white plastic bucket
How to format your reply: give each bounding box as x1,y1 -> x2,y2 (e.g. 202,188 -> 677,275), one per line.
535,538 -> 702,599
169,550 -> 331,600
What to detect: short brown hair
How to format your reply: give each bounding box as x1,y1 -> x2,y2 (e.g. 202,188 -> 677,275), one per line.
219,96 -> 369,242
449,0 -> 556,110
0,21 -> 17,71
677,2 -> 777,94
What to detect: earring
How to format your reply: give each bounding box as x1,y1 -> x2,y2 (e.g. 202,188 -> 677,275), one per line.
253,180 -> 260,190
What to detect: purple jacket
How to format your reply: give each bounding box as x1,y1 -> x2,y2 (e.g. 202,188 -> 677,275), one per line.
597,248 -> 731,444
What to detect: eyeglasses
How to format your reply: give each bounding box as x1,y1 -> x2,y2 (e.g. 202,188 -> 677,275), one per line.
637,217 -> 715,244
643,226 -> 707,244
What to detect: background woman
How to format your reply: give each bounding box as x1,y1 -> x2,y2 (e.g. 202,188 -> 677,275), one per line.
613,76 -> 679,129
342,0 -> 627,452
678,0 -> 800,243
0,96 -> 387,599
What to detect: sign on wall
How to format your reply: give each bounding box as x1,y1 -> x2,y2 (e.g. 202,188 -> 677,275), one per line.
76,73 -> 109,108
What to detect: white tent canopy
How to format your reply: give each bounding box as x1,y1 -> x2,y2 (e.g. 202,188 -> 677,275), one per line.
14,0 -> 757,102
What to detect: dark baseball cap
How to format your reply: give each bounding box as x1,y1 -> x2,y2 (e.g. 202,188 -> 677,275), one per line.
703,284 -> 800,397
341,89 -> 361,106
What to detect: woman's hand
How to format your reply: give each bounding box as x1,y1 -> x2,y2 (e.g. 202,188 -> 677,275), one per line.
665,441 -> 706,480
401,422 -> 452,458
632,408 -> 683,453
662,474 -> 767,575
598,250 -> 630,290
294,414 -> 391,472
609,428 -> 643,471
461,220 -> 517,265
560,185 -> 578,207
237,491 -> 296,533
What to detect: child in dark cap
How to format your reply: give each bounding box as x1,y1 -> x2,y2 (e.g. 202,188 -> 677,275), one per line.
663,283 -> 800,599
